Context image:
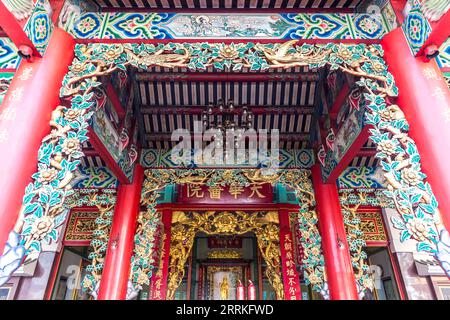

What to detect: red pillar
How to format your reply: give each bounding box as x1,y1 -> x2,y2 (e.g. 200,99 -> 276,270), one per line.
0,28 -> 75,254
381,28 -> 450,231
97,164 -> 145,300
311,165 -> 358,300
279,209 -> 302,300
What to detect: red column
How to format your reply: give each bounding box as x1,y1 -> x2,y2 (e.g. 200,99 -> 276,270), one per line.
279,209 -> 302,300
311,165 -> 358,300
97,164 -> 145,300
0,28 -> 75,254
150,209 -> 172,300
381,28 -> 450,231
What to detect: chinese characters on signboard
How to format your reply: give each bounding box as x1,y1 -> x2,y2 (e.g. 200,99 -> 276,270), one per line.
178,183 -> 272,204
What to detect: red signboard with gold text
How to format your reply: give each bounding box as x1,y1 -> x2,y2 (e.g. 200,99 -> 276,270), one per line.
178,183 -> 273,204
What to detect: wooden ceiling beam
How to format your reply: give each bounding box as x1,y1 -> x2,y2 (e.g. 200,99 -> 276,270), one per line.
140,105 -> 315,115
136,72 -> 320,82
99,7 -> 354,14
144,132 -> 310,142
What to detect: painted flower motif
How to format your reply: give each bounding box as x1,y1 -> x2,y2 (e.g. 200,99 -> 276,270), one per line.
401,168 -> 421,186
310,246 -> 321,256
379,105 -> 405,121
405,217 -> 429,241
38,168 -> 58,184
370,61 -> 385,73
337,47 -> 353,61
409,18 -> 423,42
222,170 -> 234,181
48,204 -> 65,217
103,45 -> 124,63
82,277 -> 93,290
30,216 -> 55,241
218,44 -> 239,60
308,272 -> 320,285
303,211 -> 312,220
283,171 -> 296,182
64,108 -> 83,121
319,283 -> 329,299
377,140 -> 397,155
135,244 -> 147,257
77,17 -> 97,34
69,62 -> 86,74
301,230 -> 311,239
137,270 -> 149,285
62,138 -> 81,155
34,17 -> 47,41
359,17 -> 378,34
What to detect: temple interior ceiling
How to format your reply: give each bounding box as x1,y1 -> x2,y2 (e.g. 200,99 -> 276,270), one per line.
134,66 -> 319,150
87,0 -> 364,10
79,63 -> 378,169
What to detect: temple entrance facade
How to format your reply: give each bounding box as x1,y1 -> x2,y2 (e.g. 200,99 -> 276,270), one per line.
0,1 -> 450,301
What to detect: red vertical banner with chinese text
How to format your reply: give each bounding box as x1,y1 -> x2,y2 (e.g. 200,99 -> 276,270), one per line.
197,266 -> 204,300
150,210 -> 172,300
279,210 -> 302,300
